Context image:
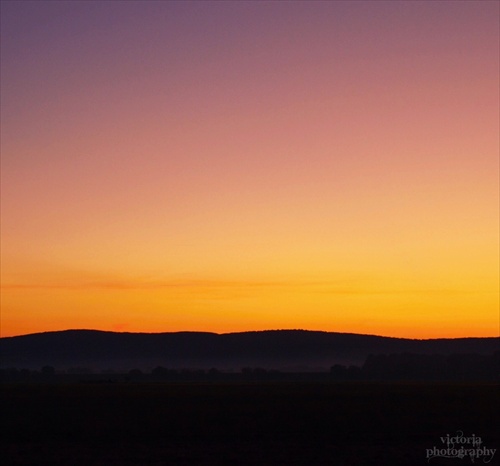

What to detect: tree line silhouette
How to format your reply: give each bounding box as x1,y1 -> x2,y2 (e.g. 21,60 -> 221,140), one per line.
2,351 -> 498,383
332,351 -> 499,381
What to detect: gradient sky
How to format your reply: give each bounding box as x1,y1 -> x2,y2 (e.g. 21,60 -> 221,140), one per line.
1,1 -> 499,338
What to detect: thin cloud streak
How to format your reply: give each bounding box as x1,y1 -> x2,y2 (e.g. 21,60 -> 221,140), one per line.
0,278 -> 485,297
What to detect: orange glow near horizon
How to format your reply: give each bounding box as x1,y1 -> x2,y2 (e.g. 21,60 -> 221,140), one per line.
1,1 -> 499,339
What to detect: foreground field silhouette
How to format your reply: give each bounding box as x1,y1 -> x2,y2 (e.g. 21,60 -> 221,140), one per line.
1,381 -> 498,465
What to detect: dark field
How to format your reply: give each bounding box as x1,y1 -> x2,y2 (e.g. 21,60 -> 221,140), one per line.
1,382 -> 498,465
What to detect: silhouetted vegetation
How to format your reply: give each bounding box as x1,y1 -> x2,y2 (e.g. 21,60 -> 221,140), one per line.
40,365 -> 55,377
2,351 -> 498,385
2,352 -> 498,464
331,351 -> 500,382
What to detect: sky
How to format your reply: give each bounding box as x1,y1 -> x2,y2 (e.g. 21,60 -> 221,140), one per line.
1,0 -> 499,339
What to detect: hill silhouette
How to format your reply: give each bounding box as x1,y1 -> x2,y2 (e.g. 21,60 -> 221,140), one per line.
1,329 -> 498,371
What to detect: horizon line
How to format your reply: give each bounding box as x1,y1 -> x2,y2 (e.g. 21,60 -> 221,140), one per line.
2,327 -> 498,341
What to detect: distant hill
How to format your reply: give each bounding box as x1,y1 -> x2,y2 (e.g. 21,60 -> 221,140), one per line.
0,329 -> 498,371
